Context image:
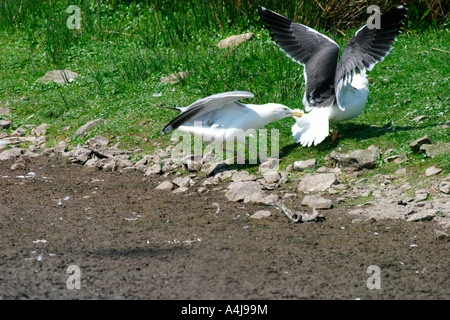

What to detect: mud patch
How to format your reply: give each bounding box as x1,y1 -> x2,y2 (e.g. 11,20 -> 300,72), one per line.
0,156 -> 448,299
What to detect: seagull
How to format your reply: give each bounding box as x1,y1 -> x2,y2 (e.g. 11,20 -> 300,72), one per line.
259,5 -> 407,147
161,91 -> 303,160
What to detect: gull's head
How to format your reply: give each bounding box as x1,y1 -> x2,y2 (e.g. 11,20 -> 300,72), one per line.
268,104 -> 303,121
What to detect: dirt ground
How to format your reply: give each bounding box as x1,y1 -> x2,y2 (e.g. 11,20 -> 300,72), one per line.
0,155 -> 448,300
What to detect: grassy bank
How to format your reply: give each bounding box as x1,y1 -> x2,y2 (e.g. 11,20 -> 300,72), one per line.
0,0 -> 448,175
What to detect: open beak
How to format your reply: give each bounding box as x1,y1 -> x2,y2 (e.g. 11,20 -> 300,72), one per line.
289,110 -> 303,118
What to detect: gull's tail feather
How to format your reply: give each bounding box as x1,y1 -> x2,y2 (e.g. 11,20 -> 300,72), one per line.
291,108 -> 330,147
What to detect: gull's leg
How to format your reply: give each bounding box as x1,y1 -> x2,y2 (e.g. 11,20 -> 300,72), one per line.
330,125 -> 339,142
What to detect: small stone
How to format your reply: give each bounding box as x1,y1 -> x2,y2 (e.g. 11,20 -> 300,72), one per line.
75,119 -> 106,138
329,147 -> 380,171
434,230 -> 449,240
225,181 -> 263,202
36,70 -> 78,83
173,186 -> 189,193
293,159 -> 316,171
420,142 -> 450,158
425,166 -> 442,177
414,191 -> 428,202
231,171 -> 255,182
263,171 -> 280,184
31,123 -> 50,136
160,71 -> 189,84
439,181 -> 449,194
250,210 -> 272,220
406,211 -> 435,222
301,194 -> 332,209
409,135 -> 432,153
297,173 -> 339,193
155,181 -> 174,190
186,160 -> 202,172
87,135 -> 110,148
0,147 -> 23,161
173,176 -> 192,188
0,120 -> 12,129
0,107 -> 11,115
258,158 -> 279,174
395,168 -> 407,176
216,32 -> 254,49
412,115 -> 427,122
145,164 -> 162,176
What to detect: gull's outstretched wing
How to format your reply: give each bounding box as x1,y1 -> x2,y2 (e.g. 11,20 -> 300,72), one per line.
258,7 -> 340,110
161,91 -> 254,134
335,5 -> 407,110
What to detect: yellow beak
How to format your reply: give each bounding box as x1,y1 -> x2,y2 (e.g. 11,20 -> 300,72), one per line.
289,110 -> 303,118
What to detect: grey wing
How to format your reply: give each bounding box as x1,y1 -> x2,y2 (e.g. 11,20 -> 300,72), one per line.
258,7 -> 340,110
335,5 -> 407,110
161,91 -> 254,134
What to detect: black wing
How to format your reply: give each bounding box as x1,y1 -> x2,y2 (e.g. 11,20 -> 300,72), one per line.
335,5 -> 407,109
258,7 -> 340,109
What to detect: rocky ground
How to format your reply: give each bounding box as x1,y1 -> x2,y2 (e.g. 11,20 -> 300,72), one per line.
0,117 -> 449,299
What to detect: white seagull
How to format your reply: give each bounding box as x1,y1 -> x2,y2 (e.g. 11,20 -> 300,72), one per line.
161,91 -> 302,157
259,5 -> 407,146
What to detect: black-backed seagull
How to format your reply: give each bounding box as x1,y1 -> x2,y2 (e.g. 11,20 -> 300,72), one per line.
259,5 -> 407,146
161,91 -> 302,159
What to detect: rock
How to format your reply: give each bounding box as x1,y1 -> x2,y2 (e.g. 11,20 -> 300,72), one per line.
231,171 -> 256,182
330,147 -> 380,171
0,120 -> 12,129
160,71 -> 189,84
155,181 -> 174,190
0,147 -> 23,161
409,135 -> 433,153
225,181 -> 263,202
412,115 -> 427,122
36,70 -> 78,83
250,210 -> 272,220
439,181 -> 450,194
258,158 -> 279,174
87,135 -> 110,148
0,107 -> 11,115
186,160 -> 202,172
173,186 -> 189,193
203,161 -> 228,176
100,158 -> 118,171
75,119 -> 106,137
406,211 -> 435,222
31,123 -> 49,136
216,32 -> 254,49
301,194 -> 333,209
384,154 -> 407,164
297,173 -> 339,193
84,156 -> 101,168
420,142 -> 450,158
263,171 -> 280,184
69,147 -> 92,165
414,191 -> 428,202
10,155 -> 29,170
145,164 -> 162,176
434,230 -> 449,240
173,176 -> 193,188
213,170 -> 235,183
293,159 -> 316,171
11,126 -> 25,137
425,166 -> 442,177
395,168 -> 407,176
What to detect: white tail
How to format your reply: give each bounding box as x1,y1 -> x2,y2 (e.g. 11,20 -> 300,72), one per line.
291,108 -> 330,147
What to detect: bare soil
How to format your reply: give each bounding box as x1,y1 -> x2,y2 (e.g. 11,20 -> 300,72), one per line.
0,155 -> 448,299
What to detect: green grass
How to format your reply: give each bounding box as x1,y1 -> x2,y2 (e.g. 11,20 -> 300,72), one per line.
0,1 -> 448,177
